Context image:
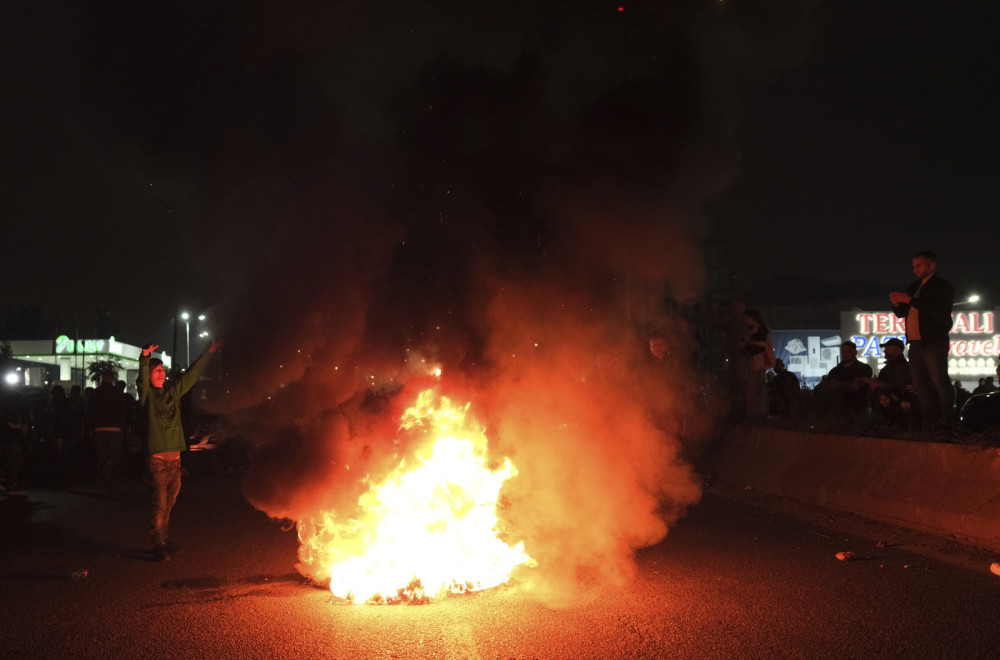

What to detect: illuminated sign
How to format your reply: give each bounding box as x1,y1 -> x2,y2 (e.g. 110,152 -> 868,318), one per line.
841,311 -> 998,379
770,330 -> 842,389
54,335 -> 124,356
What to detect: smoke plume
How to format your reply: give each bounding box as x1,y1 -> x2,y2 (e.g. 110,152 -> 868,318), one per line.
187,1 -> 820,600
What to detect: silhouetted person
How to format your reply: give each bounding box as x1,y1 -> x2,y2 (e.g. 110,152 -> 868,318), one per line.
637,330 -> 682,436
890,250 -> 954,427
769,359 -> 800,417
862,338 -> 914,426
117,380 -> 138,471
719,300 -> 749,416
139,340 -> 222,562
87,370 -> 128,494
826,342 -> 873,413
1,393 -> 31,495
741,307 -> 773,418
66,384 -> 85,464
954,381 -> 971,413
47,385 -> 72,489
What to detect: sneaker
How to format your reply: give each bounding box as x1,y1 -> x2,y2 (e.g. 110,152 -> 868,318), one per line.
153,544 -> 170,562
165,540 -> 183,556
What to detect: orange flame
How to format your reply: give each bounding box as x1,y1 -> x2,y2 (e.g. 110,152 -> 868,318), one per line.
297,388 -> 535,604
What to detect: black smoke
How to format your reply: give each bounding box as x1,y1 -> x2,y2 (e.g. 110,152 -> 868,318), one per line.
90,1 -> 822,598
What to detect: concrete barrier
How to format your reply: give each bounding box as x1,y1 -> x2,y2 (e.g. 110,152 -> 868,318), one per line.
708,426 -> 1000,553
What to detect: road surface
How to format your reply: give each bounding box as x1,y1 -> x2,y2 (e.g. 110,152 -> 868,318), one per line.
2,466 -> 998,658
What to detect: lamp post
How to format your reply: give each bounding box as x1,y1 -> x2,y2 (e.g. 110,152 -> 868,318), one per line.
176,309 -> 212,372
197,315 -> 206,363
181,312 -> 190,366
197,329 -> 216,378
952,294 -> 982,307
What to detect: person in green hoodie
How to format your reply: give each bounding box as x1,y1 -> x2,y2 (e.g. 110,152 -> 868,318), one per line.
139,340 -> 222,562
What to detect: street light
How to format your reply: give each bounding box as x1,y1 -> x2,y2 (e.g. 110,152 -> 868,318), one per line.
953,294 -> 982,307
181,312 -> 209,366
197,316 -> 207,356
181,312 -> 190,366
176,309 -> 210,369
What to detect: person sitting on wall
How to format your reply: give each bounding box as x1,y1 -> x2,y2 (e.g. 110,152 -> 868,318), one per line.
861,337 -> 914,426
740,307 -> 774,419
954,381 -> 972,414
769,359 -> 801,417
825,342 -> 873,414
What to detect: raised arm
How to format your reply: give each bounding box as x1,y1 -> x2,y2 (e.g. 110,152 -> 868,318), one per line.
138,343 -> 158,405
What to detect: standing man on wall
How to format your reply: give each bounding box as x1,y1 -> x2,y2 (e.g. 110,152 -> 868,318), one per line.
139,340 -> 222,562
890,250 -> 954,429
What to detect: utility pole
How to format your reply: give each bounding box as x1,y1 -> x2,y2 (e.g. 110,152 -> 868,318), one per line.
172,306 -> 178,375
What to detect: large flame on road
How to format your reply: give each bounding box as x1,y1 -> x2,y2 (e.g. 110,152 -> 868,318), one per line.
297,387 -> 535,604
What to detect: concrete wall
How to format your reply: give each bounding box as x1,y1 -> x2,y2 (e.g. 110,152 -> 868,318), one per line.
708,426 -> 1000,553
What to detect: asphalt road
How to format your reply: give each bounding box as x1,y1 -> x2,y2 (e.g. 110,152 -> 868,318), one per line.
2,463 -> 999,659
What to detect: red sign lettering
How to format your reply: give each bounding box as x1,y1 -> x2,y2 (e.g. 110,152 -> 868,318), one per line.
857,314 -> 872,334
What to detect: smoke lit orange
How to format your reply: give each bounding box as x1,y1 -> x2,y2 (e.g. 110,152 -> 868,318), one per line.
297,388 -> 535,604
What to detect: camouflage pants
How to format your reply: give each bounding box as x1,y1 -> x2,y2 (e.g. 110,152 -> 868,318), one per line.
149,455 -> 182,546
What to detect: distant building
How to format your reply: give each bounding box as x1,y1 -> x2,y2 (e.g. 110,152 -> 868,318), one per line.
5,335 -> 173,394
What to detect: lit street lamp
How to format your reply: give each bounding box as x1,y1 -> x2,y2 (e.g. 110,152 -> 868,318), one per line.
953,294 -> 982,307
181,312 -> 190,366
180,312 -> 207,366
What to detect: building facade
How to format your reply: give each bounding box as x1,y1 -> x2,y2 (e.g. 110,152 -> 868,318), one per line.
5,335 -> 173,394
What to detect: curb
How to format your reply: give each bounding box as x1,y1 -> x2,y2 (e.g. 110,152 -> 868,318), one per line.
707,425 -> 1000,553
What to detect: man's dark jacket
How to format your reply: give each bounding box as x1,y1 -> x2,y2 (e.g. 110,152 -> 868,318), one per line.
892,274 -> 954,345
87,383 -> 128,430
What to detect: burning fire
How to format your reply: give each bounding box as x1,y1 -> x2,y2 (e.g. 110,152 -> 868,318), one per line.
297,387 -> 535,604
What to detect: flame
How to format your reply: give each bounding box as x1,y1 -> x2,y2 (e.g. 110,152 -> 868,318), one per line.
298,388 -> 535,604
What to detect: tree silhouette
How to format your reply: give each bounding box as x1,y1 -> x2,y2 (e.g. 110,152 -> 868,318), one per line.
87,358 -> 124,384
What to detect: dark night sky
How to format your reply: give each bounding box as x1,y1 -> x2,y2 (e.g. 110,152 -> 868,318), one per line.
712,1 -> 1000,300
2,0 -> 998,346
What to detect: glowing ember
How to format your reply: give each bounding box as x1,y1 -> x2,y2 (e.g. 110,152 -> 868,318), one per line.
298,388 -> 535,604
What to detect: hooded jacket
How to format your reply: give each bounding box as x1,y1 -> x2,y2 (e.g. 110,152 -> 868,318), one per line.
138,349 -> 212,454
